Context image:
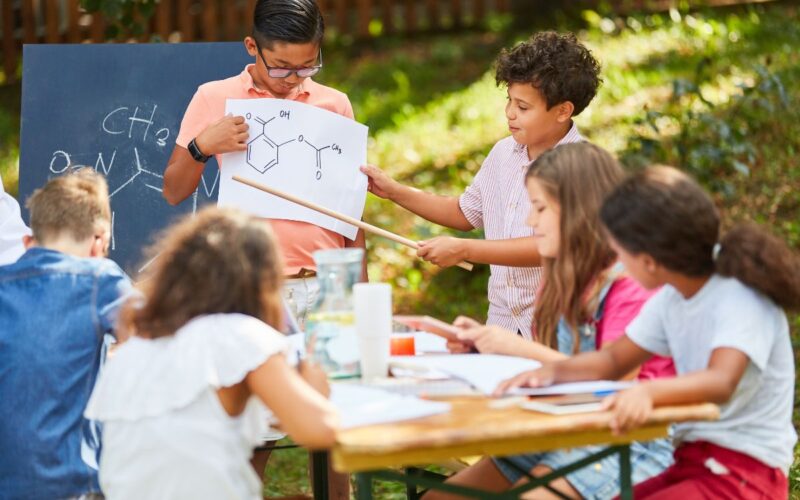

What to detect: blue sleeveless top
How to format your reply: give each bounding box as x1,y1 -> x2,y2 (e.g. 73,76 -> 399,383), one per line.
556,264 -> 623,355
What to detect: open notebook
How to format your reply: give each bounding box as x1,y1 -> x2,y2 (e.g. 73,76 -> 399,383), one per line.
331,384 -> 451,429
389,354 -> 542,395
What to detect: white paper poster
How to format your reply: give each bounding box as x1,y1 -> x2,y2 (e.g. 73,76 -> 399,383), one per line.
389,354 -> 543,395
218,99 -> 369,240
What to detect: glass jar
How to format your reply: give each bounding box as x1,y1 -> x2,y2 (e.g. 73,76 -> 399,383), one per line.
304,248 -> 363,378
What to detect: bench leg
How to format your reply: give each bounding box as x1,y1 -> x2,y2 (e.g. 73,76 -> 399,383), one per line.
618,445 -> 633,500
311,451 -> 329,500
355,472 -> 373,500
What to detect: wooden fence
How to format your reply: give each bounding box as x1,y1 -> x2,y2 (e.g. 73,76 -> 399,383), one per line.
1,0 -> 511,83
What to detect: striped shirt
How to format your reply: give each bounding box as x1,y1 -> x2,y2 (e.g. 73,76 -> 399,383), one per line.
458,123 -> 583,339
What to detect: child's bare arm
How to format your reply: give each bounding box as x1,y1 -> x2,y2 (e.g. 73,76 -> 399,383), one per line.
634,347 -> 747,406
360,165 -> 473,231
457,324 -> 568,361
246,354 -> 339,449
603,347 -> 748,433
344,228 -> 368,281
495,336 -> 651,394
417,236 -> 540,268
163,147 -> 205,204
163,115 -> 249,205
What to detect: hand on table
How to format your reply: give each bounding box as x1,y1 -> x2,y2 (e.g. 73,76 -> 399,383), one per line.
601,384 -> 653,435
417,236 -> 467,268
195,114 -> 249,156
492,365 -> 557,396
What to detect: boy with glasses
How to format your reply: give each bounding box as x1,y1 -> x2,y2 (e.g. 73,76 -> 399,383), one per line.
165,0 -> 366,314
163,1 -> 358,497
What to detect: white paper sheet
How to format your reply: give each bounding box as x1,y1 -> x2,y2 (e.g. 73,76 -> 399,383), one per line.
509,380 -> 635,397
219,99 -> 369,240
331,384 -> 451,429
389,354 -> 542,395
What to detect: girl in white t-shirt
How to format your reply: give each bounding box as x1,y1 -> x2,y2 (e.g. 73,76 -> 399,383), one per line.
498,165 -> 800,499
85,207 -> 338,500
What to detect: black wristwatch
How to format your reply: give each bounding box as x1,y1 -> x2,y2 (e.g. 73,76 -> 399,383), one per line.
187,138 -> 211,163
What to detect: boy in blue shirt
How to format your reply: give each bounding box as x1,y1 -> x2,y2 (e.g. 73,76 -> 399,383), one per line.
0,169 -> 133,499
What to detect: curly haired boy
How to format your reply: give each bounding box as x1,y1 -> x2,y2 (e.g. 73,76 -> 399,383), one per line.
362,32 -> 601,337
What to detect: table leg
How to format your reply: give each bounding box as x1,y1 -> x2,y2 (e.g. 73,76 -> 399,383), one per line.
618,445 -> 633,500
405,467 -> 420,500
355,472 -> 373,500
311,451 -> 329,500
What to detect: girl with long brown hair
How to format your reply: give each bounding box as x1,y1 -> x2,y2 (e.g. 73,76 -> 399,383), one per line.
499,165 -> 800,499
85,207 -> 338,500
431,143 -> 675,499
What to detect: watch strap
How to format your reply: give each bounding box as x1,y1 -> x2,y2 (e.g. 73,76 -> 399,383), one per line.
188,138 -> 211,163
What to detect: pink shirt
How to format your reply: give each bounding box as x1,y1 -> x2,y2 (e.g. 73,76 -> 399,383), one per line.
175,65 -> 355,275
597,276 -> 675,380
458,123 -> 583,338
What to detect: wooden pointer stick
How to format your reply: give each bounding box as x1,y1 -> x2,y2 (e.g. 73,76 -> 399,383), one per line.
233,175 -> 474,272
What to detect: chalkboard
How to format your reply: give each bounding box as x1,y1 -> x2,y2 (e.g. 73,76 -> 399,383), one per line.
19,43 -> 253,275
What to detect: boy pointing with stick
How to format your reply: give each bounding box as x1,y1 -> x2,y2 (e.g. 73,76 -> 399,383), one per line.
362,32 -> 601,337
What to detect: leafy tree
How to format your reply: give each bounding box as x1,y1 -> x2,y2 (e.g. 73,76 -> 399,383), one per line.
80,0 -> 159,40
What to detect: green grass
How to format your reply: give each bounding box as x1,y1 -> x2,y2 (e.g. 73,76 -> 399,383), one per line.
0,83 -> 20,196
2,2 -> 799,497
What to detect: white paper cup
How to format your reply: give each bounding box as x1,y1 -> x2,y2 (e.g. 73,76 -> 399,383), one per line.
354,283 -> 392,380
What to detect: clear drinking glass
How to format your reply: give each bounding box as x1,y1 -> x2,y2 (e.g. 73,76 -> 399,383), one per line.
304,248 -> 364,378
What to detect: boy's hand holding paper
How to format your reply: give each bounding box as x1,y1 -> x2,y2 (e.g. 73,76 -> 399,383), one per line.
359,164 -> 398,200
196,114 -> 249,155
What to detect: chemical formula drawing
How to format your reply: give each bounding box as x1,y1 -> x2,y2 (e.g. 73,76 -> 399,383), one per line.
220,98 -> 368,240
244,109 -> 343,181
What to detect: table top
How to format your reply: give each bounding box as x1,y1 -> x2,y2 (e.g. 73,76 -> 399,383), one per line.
332,398 -> 719,472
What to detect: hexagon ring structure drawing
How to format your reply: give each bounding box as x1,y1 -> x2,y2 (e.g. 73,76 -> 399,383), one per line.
245,114 -> 295,174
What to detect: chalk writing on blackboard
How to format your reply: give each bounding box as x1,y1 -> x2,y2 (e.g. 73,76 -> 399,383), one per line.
20,42 -> 253,274
47,103 -> 219,253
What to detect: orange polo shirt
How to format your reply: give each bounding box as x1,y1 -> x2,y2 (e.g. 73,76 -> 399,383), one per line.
176,65 -> 355,275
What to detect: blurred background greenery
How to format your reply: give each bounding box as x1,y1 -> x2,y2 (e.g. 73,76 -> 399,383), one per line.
1,1 -> 798,497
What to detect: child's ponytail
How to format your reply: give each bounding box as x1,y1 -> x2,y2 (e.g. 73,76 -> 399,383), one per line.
715,223 -> 800,310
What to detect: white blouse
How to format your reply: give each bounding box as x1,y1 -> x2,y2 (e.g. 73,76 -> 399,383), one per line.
0,174 -> 30,266
86,314 -> 288,500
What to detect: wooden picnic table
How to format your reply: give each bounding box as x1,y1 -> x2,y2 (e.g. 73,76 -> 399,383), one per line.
332,397 -> 719,499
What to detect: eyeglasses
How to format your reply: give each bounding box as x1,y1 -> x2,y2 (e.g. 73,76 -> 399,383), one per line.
255,42 -> 323,79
